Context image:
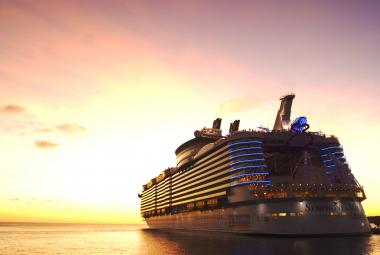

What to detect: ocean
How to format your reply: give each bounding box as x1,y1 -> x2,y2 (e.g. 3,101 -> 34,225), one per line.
0,223 -> 379,255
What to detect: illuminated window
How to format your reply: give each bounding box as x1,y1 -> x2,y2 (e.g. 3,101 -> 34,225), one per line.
355,191 -> 363,198
196,201 -> 205,208
207,199 -> 218,206
237,174 -> 267,183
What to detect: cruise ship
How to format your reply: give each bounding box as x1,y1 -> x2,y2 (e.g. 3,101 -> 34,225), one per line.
139,94 -> 371,236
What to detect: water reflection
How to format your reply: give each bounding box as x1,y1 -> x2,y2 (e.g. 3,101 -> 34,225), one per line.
141,229 -> 378,255
0,224 -> 378,255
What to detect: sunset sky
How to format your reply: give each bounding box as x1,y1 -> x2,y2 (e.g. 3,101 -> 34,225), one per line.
1,0 -> 380,223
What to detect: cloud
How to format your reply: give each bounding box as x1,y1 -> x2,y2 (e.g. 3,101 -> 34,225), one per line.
1,104 -> 26,113
33,123 -> 88,135
33,127 -> 56,133
55,123 -> 87,134
8,198 -> 61,206
217,96 -> 262,114
34,140 -> 59,149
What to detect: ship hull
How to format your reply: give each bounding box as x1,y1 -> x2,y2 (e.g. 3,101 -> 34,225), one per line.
145,199 -> 371,236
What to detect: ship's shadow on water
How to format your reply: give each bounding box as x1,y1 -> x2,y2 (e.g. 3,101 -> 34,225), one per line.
141,229 -> 375,255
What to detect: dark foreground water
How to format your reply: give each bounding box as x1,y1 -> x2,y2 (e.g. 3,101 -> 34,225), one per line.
0,223 -> 379,255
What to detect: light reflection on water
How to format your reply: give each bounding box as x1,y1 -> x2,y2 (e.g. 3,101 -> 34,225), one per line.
143,229 -> 379,255
0,223 -> 379,255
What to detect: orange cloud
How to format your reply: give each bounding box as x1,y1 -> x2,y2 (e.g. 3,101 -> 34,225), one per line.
55,123 -> 87,134
34,140 -> 59,149
217,96 -> 262,114
1,104 -> 26,113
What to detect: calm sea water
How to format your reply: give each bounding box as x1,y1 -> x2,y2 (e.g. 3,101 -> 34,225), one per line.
0,223 -> 379,255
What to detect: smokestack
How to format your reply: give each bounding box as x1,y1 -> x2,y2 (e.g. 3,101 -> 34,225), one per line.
229,120 -> 240,133
212,118 -> 222,129
273,94 -> 295,131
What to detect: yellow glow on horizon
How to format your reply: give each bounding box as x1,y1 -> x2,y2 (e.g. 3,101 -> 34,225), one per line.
0,200 -> 143,224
